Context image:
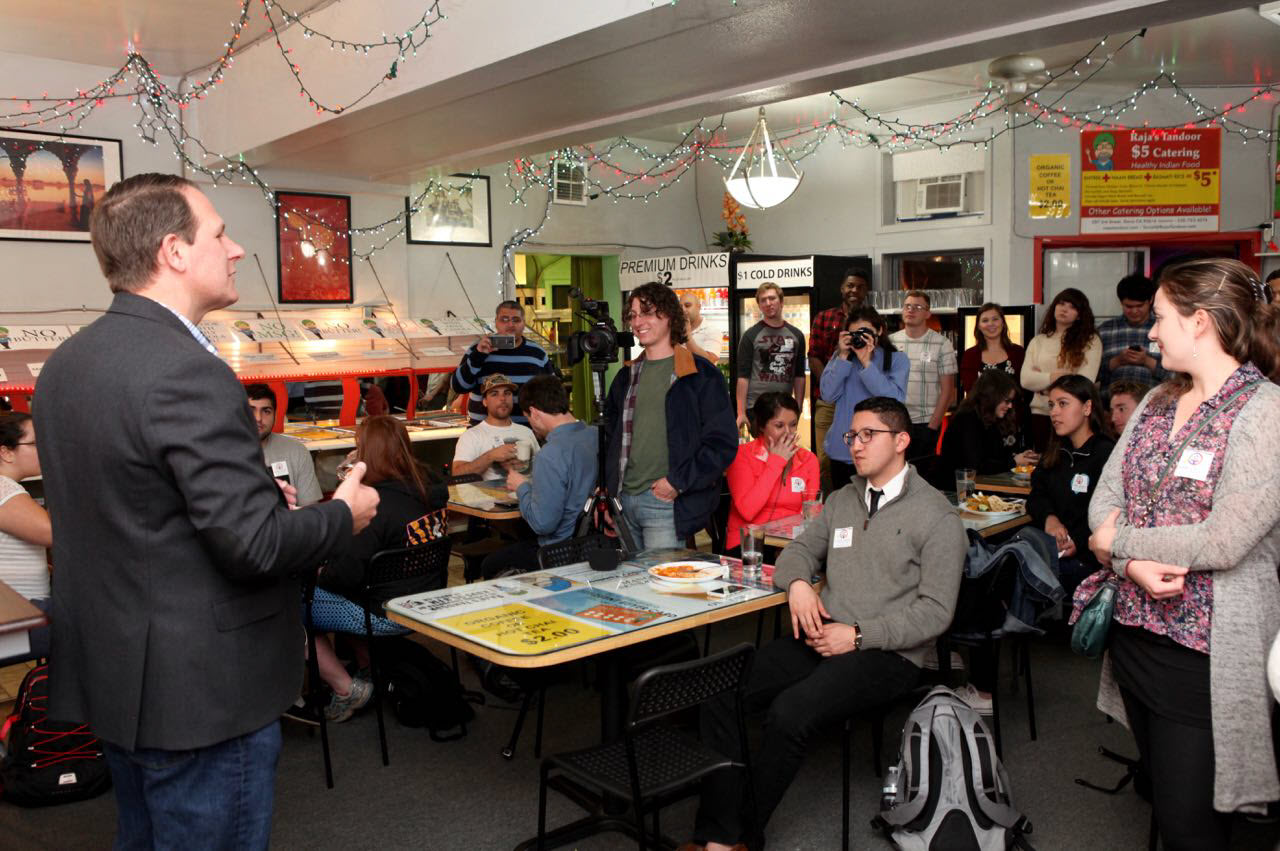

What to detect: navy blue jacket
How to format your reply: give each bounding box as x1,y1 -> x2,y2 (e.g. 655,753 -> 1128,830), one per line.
603,345 -> 738,539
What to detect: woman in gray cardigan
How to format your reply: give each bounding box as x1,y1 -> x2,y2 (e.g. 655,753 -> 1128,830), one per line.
1087,258 -> 1280,849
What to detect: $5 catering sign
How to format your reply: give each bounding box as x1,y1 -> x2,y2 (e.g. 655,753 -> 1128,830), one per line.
1079,127 -> 1221,233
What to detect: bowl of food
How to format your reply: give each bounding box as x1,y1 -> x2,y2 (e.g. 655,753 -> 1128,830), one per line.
1011,464 -> 1034,480
962,493 -> 1025,519
647,561 -> 727,585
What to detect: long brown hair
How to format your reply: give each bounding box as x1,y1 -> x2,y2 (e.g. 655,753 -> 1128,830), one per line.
1040,375 -> 1113,470
956,370 -> 1018,436
1038,288 -> 1096,369
355,415 -> 431,504
1155,258 -> 1280,398
972,302 -> 1014,352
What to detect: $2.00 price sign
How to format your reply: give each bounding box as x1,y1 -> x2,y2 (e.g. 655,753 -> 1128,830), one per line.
1079,127 -> 1221,233
434,603 -> 612,654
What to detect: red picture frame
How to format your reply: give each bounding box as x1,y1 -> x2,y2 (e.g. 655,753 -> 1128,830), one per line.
276,191 -> 354,304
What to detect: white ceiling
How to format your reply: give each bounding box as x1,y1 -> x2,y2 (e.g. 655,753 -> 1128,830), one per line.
0,0 -> 1272,181
0,0 -> 334,76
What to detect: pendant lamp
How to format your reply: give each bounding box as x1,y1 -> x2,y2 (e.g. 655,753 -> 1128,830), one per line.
723,107 -> 803,209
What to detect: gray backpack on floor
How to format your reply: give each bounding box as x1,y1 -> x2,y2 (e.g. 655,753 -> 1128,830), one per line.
873,687 -> 1034,851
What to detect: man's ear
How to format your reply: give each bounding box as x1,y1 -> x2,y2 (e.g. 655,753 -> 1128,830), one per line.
158,232 -> 188,274
895,429 -> 911,455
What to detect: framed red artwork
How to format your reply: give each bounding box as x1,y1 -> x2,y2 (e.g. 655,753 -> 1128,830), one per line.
276,191 -> 354,303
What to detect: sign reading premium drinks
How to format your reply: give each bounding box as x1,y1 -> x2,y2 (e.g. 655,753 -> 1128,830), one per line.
734,257 -> 814,289
1079,127 -> 1221,233
618,252 -> 730,290
1029,154 -> 1071,219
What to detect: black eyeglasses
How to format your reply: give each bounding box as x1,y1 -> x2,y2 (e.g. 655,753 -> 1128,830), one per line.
14,441 -> 35,446
843,428 -> 900,446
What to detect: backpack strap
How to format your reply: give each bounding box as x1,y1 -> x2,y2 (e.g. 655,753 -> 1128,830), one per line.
958,713 -> 1027,830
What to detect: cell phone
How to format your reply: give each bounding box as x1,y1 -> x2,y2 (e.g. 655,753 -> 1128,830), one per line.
1127,344 -> 1142,352
709,584 -> 749,597
490,334 -> 517,349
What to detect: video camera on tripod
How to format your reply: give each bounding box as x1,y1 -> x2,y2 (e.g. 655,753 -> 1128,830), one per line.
564,287 -> 634,369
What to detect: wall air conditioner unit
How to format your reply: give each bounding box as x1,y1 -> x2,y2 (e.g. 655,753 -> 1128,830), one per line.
553,161 -> 588,206
915,174 -> 965,216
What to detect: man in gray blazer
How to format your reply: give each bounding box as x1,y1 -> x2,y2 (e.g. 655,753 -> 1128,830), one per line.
36,173 -> 379,849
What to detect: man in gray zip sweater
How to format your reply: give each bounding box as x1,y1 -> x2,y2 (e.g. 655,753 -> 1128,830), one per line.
693,396 -> 966,850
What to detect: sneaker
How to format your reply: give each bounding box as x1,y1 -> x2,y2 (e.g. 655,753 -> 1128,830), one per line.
325,677 -> 373,723
282,697 -> 321,727
921,648 -> 965,671
954,683 -> 993,715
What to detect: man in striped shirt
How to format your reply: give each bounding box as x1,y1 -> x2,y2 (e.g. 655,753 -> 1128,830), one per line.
451,300 -> 557,426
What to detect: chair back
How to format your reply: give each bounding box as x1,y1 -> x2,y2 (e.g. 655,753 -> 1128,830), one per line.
627,643 -> 754,730
363,536 -> 452,607
537,533 -> 615,570
952,549 -> 1019,636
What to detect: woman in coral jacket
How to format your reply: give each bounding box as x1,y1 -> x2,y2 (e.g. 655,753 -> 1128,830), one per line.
725,392 -> 820,552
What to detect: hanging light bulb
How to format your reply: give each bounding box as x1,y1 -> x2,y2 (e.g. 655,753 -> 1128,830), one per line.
299,239 -> 316,258
724,107 -> 803,209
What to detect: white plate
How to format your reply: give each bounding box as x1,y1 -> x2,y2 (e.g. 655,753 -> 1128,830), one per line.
962,508 -> 1023,520
646,561 -> 727,585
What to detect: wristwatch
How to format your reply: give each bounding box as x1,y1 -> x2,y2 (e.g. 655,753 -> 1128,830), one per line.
851,623 -> 863,651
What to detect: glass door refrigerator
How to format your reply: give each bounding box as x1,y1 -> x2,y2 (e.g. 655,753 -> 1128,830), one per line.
728,255 -> 872,450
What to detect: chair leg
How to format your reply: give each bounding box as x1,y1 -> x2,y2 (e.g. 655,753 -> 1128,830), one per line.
366,612 -> 389,767
1021,639 -> 1037,742
503,689 -> 535,760
1147,805 -> 1158,851
308,628 -> 334,790
871,709 -> 885,778
989,638 -> 1003,760
842,720 -> 852,851
534,685 -> 547,759
537,762 -> 550,851
632,795 -> 648,851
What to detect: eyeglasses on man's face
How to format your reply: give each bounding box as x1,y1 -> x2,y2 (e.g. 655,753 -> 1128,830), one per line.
902,304 -> 928,313
843,428 -> 900,446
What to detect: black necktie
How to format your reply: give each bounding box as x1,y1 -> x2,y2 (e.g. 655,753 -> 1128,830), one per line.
868,488 -> 883,518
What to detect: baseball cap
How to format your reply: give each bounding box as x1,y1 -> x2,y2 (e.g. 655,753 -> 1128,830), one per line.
481,374 -> 517,396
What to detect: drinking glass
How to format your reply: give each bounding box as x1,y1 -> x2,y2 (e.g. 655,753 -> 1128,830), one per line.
802,489 -> 823,520
740,525 -> 764,577
955,468 -> 976,507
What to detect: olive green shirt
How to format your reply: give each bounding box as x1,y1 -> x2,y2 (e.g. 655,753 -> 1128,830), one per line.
622,356 -> 673,494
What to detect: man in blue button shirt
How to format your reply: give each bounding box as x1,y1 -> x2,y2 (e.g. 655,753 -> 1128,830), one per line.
1097,273 -> 1166,387
480,374 -> 598,577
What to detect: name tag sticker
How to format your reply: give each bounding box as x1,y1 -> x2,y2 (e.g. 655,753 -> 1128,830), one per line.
270,461 -> 290,478
1070,473 -> 1090,494
1174,448 -> 1214,481
791,476 -> 805,493
1148,341 -> 1161,355
833,527 -> 853,548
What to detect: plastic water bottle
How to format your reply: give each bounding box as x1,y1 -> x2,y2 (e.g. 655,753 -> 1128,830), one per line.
881,764 -> 900,809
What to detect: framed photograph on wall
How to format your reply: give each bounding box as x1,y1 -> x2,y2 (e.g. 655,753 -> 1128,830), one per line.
406,174 -> 491,246
276,191 -> 354,304
0,128 -> 123,242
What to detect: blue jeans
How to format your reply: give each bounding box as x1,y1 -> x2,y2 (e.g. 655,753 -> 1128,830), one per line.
620,489 -> 680,551
104,721 -> 282,851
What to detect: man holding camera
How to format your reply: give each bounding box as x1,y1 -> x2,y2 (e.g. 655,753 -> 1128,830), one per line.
452,300 -> 556,426
603,282 -> 737,549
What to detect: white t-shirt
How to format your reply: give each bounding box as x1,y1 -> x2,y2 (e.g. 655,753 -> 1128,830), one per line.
690,319 -> 723,361
453,421 -> 540,480
0,475 -> 50,600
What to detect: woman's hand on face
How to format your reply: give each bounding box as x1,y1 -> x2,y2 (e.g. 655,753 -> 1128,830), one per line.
1126,559 -> 1188,599
769,431 -> 798,462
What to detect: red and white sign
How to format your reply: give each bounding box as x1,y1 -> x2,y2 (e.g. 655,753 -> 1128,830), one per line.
1080,128 -> 1221,233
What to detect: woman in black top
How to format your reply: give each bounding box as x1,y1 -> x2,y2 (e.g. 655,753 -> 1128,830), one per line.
1027,374 -> 1115,596
939,370 -> 1038,481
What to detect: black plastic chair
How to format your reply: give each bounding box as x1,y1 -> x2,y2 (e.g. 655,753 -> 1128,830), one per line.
537,643 -> 756,850
303,533 -> 452,787
500,533 -> 616,760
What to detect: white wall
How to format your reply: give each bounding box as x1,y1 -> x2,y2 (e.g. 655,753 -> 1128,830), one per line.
695,86 -> 1273,307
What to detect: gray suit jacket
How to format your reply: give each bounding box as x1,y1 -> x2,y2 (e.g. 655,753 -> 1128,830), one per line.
37,292 -> 353,751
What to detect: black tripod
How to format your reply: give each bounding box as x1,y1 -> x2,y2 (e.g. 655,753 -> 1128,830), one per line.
575,358 -> 637,555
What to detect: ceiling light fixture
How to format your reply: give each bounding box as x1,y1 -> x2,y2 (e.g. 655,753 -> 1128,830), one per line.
724,107 -> 803,210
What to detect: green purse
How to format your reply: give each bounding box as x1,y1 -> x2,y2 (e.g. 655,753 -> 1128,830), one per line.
1069,378 -> 1263,660
1070,578 -> 1119,659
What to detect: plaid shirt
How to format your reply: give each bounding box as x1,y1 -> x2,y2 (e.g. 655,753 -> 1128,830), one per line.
809,305 -> 848,365
617,353 -> 677,487
1097,315 -> 1166,387
889,328 -> 957,424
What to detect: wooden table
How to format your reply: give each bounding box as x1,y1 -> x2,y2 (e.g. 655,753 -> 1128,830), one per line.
447,481 -> 523,522
0,579 -> 47,660
760,503 -> 1032,549
386,550 -> 787,849
975,472 -> 1032,496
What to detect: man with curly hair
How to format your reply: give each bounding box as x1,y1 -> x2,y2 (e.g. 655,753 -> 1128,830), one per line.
603,282 -> 737,548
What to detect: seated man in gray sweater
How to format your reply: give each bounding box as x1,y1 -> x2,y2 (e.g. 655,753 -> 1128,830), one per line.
693,396 -> 966,851
479,375 -> 598,578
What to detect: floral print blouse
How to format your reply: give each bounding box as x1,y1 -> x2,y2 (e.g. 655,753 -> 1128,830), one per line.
1109,363 -> 1265,654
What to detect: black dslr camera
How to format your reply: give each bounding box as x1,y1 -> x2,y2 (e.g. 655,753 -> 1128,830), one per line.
566,287 -> 634,367
847,328 -> 875,354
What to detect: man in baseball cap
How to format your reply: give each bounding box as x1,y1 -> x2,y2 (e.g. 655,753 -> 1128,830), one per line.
451,373 -> 540,480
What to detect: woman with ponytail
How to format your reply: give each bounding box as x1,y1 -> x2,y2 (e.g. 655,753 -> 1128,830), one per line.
1086,258 -> 1280,848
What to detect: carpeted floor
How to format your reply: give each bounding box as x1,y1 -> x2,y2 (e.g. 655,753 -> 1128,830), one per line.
2,618 -> 1278,850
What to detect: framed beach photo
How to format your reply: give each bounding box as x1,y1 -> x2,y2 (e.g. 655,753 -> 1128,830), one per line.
0,128 -> 123,242
407,174 -> 491,246
276,191 -> 354,304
